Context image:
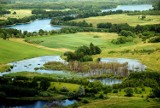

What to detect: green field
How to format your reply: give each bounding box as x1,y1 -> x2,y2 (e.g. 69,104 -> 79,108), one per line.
0,38 -> 61,64
0,9 -> 32,20
74,14 -> 160,27
49,82 -> 80,91
25,32 -> 136,50
80,96 -> 160,108
80,87 -> 160,108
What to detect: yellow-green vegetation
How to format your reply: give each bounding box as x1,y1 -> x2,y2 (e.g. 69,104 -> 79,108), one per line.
93,43 -> 160,72
25,32 -> 136,50
49,82 -> 80,91
4,72 -> 80,79
80,87 -> 159,108
79,96 -> 159,108
0,64 -> 11,72
74,14 -> 160,27
0,9 -> 32,20
0,38 -> 61,64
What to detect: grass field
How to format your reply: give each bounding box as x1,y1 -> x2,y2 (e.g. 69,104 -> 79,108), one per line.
0,9 -> 32,20
79,87 -> 160,108
74,14 -> 160,27
0,38 -> 61,64
25,32 -> 136,50
49,82 -> 80,91
79,96 -> 160,108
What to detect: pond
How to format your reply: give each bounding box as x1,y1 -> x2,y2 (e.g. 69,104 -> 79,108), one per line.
0,99 -> 77,108
5,19 -> 62,32
89,78 -> 122,85
102,4 -> 153,12
0,56 -> 71,76
100,58 -> 146,71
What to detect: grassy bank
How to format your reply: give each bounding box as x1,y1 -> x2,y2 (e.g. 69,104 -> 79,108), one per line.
0,38 -> 61,64
74,14 -> 160,27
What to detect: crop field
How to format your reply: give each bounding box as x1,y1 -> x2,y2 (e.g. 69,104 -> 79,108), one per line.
74,14 -> 160,27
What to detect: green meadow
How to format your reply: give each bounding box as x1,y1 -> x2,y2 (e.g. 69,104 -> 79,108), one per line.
25,32 -> 136,50
74,14 -> 160,27
0,38 -> 61,64
0,9 -> 32,20
79,96 -> 160,108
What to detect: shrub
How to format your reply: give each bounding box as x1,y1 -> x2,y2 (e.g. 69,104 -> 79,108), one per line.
124,88 -> 133,97
82,99 -> 89,103
120,30 -> 134,37
99,94 -> 104,99
113,89 -> 118,93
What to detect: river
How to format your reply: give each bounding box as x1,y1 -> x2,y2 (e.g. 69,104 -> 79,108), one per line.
102,4 -> 153,12
6,19 -> 62,32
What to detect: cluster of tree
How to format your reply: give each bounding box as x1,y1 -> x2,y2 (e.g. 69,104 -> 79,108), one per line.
0,28 -> 54,40
0,9 -> 10,15
59,27 -> 108,34
64,43 -> 101,62
112,71 -> 160,98
0,28 -> 22,40
0,75 -> 114,100
97,22 -> 160,44
0,76 -> 48,97
51,19 -> 92,27
112,72 -> 160,89
32,9 -> 77,18
97,23 -> 134,33
127,10 -> 160,15
0,15 -> 39,26
148,36 -> 160,43
111,36 -> 133,44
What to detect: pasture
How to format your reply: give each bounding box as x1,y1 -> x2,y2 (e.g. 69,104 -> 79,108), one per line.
0,38 -> 61,64
74,14 -> 160,27
0,9 -> 32,20
25,32 -> 135,50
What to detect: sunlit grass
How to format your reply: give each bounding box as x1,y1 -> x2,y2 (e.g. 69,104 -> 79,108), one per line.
25,32 -> 135,50
0,38 -> 61,63
74,14 -> 160,27
49,82 -> 80,91
0,9 -> 32,20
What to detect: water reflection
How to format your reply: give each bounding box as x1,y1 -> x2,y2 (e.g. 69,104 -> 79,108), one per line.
89,78 -> 122,85
6,19 -> 62,32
